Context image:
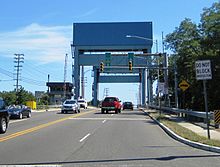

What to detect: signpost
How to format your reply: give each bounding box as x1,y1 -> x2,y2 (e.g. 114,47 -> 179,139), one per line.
195,60 -> 212,80
214,110 -> 220,124
195,60 -> 212,139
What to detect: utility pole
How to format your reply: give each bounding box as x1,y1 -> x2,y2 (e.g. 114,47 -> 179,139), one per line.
14,54 -> 24,104
81,66 -> 84,98
103,88 -> 109,98
63,54 -> 68,100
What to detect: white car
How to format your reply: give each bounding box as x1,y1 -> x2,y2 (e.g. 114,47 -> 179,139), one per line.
61,99 -> 80,114
77,99 -> 88,109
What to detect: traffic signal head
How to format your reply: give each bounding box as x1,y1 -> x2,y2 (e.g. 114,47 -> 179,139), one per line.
100,62 -> 104,72
128,61 -> 132,71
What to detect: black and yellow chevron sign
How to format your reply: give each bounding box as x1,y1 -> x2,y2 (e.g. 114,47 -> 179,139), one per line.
214,110 -> 220,124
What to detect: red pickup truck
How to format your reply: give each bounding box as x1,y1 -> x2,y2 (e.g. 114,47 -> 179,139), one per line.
101,97 -> 122,114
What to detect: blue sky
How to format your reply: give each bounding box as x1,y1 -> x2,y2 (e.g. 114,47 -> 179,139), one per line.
0,0 -> 217,104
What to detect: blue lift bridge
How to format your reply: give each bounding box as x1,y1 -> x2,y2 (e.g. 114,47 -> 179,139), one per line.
71,22 -> 167,106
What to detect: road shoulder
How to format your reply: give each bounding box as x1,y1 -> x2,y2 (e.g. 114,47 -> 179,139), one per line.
142,109 -> 220,154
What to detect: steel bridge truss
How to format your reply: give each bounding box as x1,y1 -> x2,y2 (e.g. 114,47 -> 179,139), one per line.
71,22 -> 167,106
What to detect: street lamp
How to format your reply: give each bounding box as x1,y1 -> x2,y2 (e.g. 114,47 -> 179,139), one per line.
126,35 -> 158,53
81,68 -> 92,99
126,35 -> 160,106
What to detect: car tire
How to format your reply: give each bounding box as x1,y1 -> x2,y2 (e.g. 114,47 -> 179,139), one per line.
19,113 -> 23,119
27,112 -> 31,118
115,110 -> 118,114
0,117 -> 8,134
101,109 -> 105,114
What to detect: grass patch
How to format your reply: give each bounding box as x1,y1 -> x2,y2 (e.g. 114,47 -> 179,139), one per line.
149,113 -> 220,147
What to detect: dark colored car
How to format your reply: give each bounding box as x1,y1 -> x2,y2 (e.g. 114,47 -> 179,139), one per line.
7,105 -> 31,119
0,98 -> 9,133
122,102 -> 133,110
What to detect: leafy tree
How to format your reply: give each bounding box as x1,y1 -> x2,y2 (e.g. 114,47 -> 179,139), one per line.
16,87 -> 36,104
200,2 -> 220,57
0,88 -> 36,106
165,18 -> 201,109
165,1 -> 220,111
37,93 -> 49,105
0,91 -> 17,106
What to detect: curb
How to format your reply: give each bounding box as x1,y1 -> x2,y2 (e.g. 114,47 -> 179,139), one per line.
142,109 -> 220,154
32,108 -> 61,112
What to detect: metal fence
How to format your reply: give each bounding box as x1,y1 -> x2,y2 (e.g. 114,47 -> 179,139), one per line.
148,105 -> 214,120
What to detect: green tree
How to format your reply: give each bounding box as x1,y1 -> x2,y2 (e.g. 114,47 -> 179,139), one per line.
37,93 -> 49,105
16,87 -> 36,104
0,91 -> 16,106
199,2 -> 220,111
0,88 -> 36,106
165,18 -> 201,109
165,1 -> 220,111
200,2 -> 220,57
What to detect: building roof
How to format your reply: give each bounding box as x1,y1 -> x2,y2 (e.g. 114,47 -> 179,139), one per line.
46,82 -> 73,87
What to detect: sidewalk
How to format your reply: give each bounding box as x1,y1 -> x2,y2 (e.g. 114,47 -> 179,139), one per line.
177,121 -> 220,141
32,108 -> 61,112
146,108 -> 220,141
143,108 -> 220,153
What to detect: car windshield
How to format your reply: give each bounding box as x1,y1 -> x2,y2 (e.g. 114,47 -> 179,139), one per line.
104,97 -> 117,102
64,100 -> 76,104
78,100 -> 85,103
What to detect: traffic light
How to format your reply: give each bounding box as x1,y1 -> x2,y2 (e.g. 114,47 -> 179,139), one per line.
100,62 -> 104,72
128,61 -> 132,71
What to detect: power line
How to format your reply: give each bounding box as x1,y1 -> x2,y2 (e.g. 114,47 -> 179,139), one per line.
0,79 -> 14,82
0,66 -> 45,86
0,67 -> 14,78
23,61 -> 49,76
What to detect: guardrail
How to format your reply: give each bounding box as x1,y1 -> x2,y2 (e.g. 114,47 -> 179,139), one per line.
148,105 -> 214,120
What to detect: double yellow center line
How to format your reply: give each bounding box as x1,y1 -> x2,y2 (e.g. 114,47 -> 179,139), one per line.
0,110 -> 94,142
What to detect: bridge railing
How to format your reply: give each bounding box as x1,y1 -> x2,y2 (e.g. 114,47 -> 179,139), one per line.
148,105 -> 214,120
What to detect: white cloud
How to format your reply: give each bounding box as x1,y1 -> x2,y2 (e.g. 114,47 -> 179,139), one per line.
78,8 -> 98,18
0,23 -> 72,63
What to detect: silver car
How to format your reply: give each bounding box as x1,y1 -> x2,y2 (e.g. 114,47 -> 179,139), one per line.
61,99 -> 80,114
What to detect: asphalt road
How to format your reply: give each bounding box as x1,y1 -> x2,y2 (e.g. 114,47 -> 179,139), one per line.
0,108 -> 220,167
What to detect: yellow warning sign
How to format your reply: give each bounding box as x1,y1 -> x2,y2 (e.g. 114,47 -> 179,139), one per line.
214,110 -> 220,124
179,80 -> 190,92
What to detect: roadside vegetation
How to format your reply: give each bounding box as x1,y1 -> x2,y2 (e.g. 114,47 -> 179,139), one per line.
0,87 -> 49,108
163,2 -> 220,111
150,112 -> 220,147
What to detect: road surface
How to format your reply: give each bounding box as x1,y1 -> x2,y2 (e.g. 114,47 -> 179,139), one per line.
0,108 -> 219,166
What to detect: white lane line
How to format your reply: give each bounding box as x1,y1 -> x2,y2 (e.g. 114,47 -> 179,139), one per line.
111,114 -> 114,116
102,119 -> 106,123
69,117 -> 147,121
79,133 -> 91,142
9,119 -> 27,124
